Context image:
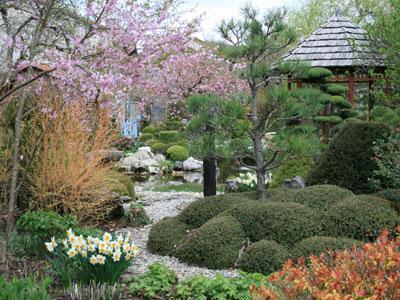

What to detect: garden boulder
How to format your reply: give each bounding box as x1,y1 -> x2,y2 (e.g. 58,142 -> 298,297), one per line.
120,147 -> 158,171
183,157 -> 203,171
282,176 -> 305,189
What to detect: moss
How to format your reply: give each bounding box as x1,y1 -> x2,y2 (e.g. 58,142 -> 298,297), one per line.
238,240 -> 291,275
147,217 -> 188,256
322,196 -> 400,241
175,215 -> 245,269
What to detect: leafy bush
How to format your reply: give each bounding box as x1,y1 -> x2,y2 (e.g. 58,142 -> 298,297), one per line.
264,187 -> 297,202
0,277 -> 52,300
371,132 -> 400,189
260,202 -> 321,247
145,138 -> 158,147
370,106 -> 400,128
147,217 -> 188,256
307,122 -> 391,194
270,157 -> 314,188
322,196 -> 400,241
175,215 -> 245,269
139,133 -> 154,142
159,130 -> 180,142
294,185 -> 354,211
374,189 -> 400,212
250,229 -> 400,299
166,145 -> 189,161
175,272 -> 265,300
302,67 -> 333,80
124,203 -> 151,227
45,230 -> 138,286
130,263 -> 177,299
325,83 -> 347,95
151,142 -> 168,154
238,240 -> 291,275
141,126 -> 157,135
16,211 -> 77,257
292,236 -> 361,260
177,193 -> 256,229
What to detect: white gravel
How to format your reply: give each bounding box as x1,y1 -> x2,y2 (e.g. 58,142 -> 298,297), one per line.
122,190 -> 240,279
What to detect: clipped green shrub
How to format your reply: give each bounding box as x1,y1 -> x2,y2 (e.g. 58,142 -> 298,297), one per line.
151,142 -> 168,154
147,217 -> 188,256
302,67 -> 333,80
175,215 -> 245,269
177,192 -> 256,229
325,83 -> 347,95
270,157 -> 314,188
142,126 -> 157,135
166,145 -> 189,161
294,185 -> 354,211
292,236 -> 361,260
322,196 -> 400,241
145,139 -> 158,147
130,263 -> 177,299
238,240 -> 291,275
140,133 -> 154,142
374,189 -> 400,212
159,130 -> 180,142
264,187 -> 297,202
0,277 -> 52,300
124,203 -> 151,227
307,122 -> 391,194
261,202 -> 321,247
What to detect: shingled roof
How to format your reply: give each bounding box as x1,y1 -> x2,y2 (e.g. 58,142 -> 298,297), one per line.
283,12 -> 385,68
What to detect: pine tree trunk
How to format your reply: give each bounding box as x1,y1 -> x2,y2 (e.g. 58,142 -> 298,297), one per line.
203,157 -> 217,197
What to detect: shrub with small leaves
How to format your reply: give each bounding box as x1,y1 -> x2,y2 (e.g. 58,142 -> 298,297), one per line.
374,189 -> 400,212
238,240 -> 291,275
292,236 -> 361,260
166,145 -> 189,161
124,203 -> 151,227
270,157 -> 314,188
159,130 -> 180,142
147,217 -> 188,256
130,263 -> 177,299
139,133 -> 154,142
141,126 -> 157,134
151,142 -> 168,154
175,215 -> 245,269
322,196 -> 400,241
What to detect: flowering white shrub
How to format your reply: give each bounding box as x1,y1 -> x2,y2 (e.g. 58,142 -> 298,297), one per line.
45,229 -> 138,285
238,172 -> 272,191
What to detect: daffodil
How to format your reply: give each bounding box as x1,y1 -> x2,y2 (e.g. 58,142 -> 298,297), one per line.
88,244 -> 96,252
66,228 -> 74,238
62,239 -> 68,248
112,251 -> 121,262
97,255 -> 106,265
45,242 -> 55,252
103,232 -> 112,242
90,255 -> 98,265
67,249 -> 77,258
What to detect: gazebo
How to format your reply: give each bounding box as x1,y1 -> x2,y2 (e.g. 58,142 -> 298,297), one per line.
283,11 -> 387,103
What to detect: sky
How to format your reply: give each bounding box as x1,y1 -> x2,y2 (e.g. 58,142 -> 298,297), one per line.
182,0 -> 299,40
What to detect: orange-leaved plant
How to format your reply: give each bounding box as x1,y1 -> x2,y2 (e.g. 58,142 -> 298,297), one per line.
250,228 -> 400,300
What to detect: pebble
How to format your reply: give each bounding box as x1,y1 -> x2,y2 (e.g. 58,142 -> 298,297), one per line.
121,191 -> 240,279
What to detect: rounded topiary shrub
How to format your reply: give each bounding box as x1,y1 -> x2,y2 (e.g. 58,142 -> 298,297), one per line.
265,187 -> 297,202
270,157 -> 314,188
292,236 -> 361,260
166,145 -> 189,161
147,217 -> 188,256
261,202 -> 321,247
322,196 -> 400,241
374,189 -> 400,212
124,203 -> 151,227
142,126 -> 157,135
159,131 -> 180,143
145,139 -> 158,147
307,122 -> 391,194
151,142 -> 168,154
294,185 -> 354,211
238,240 -> 291,275
177,192 -> 256,229
175,215 -> 245,269
140,133 -> 154,142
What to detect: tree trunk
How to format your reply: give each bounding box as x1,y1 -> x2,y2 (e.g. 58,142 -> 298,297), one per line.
203,157 -> 217,197
250,85 -> 266,200
3,94 -> 26,270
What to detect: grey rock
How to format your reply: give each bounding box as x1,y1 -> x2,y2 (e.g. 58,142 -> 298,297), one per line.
154,154 -> 166,163
148,165 -> 162,174
225,178 -> 241,193
183,157 -> 203,171
119,195 -> 132,204
282,175 -> 306,189
174,161 -> 184,171
183,172 -> 203,184
120,147 -> 157,171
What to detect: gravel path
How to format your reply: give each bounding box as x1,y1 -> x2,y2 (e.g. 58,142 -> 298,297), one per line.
122,190 -> 240,279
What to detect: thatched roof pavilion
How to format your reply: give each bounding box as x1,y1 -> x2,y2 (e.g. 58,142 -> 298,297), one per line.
283,12 -> 387,102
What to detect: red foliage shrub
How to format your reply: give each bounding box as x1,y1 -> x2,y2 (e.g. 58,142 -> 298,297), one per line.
250,228 -> 400,300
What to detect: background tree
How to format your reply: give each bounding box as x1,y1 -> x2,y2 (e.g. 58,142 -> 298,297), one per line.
218,5 -> 301,199
187,94 -> 248,196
